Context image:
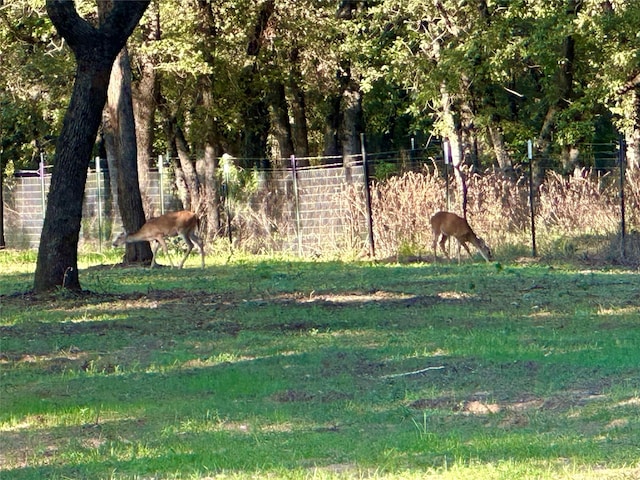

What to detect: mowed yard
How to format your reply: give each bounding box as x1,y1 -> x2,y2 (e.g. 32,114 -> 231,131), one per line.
1,250 -> 640,479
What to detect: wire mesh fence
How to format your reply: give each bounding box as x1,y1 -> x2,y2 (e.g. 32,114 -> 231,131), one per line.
2,140 -> 638,262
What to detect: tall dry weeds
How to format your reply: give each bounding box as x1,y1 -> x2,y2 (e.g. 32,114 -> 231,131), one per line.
366,166 -> 636,262
537,169 -> 619,235
232,165 -> 638,263
369,169 -> 446,258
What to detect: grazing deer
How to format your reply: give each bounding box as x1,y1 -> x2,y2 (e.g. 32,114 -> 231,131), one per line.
113,210 -> 205,269
430,211 -> 492,264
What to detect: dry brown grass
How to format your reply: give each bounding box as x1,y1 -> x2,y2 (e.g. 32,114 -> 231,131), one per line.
231,165 -> 640,264
368,166 -> 640,264
370,169 -> 446,258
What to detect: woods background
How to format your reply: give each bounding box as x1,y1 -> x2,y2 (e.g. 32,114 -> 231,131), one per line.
2,1 -> 640,263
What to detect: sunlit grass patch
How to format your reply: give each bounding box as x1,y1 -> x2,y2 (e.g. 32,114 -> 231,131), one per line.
2,252 -> 640,478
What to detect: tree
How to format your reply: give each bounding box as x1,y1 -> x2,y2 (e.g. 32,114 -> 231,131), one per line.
99,0 -> 153,267
103,47 -> 153,266
34,0 -> 150,293
6,0 -> 636,267
583,1 -> 640,169
0,156 -> 4,249
239,0 -> 275,166
131,1 -> 161,208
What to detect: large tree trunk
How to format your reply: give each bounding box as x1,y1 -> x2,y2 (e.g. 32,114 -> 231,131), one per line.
131,2 -> 160,210
34,0 -> 150,293
159,111 -> 189,208
440,87 -> 467,214
288,47 -> 310,162
203,142 -> 221,240
459,75 -> 479,169
240,74 -> 270,169
626,89 -> 640,170
0,171 -> 5,249
192,0 -> 222,238
106,47 -> 153,266
323,94 -> 341,159
536,1 -> 582,173
174,122 -> 200,211
159,113 -> 200,211
268,81 -> 295,165
615,73 -> 640,169
488,125 -> 515,178
239,0 -> 275,167
558,34 -> 580,173
340,79 -> 364,167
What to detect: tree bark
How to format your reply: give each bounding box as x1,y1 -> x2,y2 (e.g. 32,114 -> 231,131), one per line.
340,81 -> 363,166
203,142 -> 221,240
288,47 -> 310,162
192,0 -> 222,237
173,122 -> 200,211
459,75 -> 479,169
625,89 -> 640,170
323,94 -> 341,159
106,47 -> 153,265
268,81 -> 295,165
536,1 -> 582,173
239,0 -> 275,167
34,0 -> 150,292
613,69 -> 640,168
0,170 -> 5,249
131,2 -> 160,209
488,125 -> 515,178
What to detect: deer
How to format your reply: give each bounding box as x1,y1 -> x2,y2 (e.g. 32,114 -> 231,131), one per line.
112,210 -> 205,269
430,211 -> 492,264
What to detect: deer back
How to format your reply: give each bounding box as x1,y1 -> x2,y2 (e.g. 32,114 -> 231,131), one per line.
431,211 -> 473,239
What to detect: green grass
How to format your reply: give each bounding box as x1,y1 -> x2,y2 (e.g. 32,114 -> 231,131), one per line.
1,249 -> 640,479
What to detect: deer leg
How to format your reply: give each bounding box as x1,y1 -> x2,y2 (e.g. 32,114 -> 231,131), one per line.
460,241 -> 473,263
432,232 -> 439,262
178,233 -> 194,269
190,232 -> 205,269
439,234 -> 450,259
157,237 -> 174,267
150,241 -> 162,268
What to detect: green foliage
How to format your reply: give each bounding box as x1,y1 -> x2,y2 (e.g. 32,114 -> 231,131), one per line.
3,0 -> 640,174
0,0 -> 73,169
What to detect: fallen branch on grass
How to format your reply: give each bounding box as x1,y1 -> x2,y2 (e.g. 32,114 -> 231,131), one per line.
381,366 -> 445,379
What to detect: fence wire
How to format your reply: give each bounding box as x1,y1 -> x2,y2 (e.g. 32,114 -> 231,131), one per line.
2,142 -> 638,262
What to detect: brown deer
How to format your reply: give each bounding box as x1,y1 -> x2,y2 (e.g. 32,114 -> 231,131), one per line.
430,211 -> 492,264
113,210 -> 205,269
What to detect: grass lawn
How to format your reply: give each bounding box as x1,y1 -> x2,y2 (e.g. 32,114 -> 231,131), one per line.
1,249 -> 640,479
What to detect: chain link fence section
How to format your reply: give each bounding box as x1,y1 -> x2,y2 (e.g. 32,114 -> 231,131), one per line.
3,162 -> 179,250
229,162 -> 368,256
3,141 -> 636,262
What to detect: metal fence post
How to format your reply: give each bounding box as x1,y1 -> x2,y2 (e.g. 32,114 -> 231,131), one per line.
619,135 -> 626,260
527,140 -> 537,257
360,133 -> 375,258
158,155 -> 165,215
291,154 -> 303,255
410,137 -> 416,170
95,156 -> 103,252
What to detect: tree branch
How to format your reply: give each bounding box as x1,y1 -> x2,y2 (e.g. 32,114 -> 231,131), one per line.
100,1 -> 151,47
46,0 -> 150,59
617,72 -> 640,96
45,0 -> 95,51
